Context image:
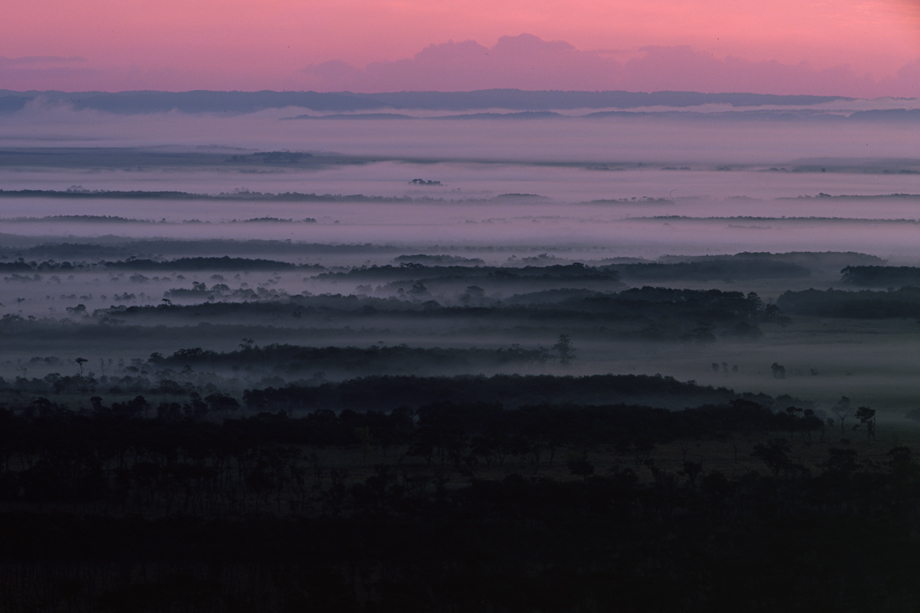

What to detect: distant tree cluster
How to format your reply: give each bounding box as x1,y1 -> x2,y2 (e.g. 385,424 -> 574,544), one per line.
0,256 -> 321,273
78,286 -> 785,344
226,151 -> 313,164
777,287 -> 920,318
314,261 -> 623,283
841,265 -> 920,287
611,259 -> 810,282
152,343 -> 551,374
239,373 -> 742,413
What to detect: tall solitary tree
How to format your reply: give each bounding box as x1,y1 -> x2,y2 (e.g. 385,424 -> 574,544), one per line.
832,396 -> 851,437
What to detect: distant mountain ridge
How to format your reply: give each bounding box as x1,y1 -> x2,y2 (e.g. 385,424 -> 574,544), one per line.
0,89 -> 851,114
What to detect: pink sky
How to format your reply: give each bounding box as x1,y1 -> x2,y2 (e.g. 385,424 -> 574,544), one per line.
2,0 -> 919,95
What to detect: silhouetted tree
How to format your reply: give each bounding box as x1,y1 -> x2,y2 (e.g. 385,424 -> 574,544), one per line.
832,396 -> 852,437
853,406 -> 876,441
752,439 -> 796,478
553,334 -> 575,365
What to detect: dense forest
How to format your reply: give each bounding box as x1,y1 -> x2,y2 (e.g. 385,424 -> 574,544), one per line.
3,235 -> 920,611
0,379 -> 915,612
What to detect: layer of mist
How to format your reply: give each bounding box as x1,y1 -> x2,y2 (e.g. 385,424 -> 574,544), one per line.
2,102 -> 919,419
2,91 -> 920,613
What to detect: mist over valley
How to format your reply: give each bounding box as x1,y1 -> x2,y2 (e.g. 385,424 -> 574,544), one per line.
2,91 -> 920,611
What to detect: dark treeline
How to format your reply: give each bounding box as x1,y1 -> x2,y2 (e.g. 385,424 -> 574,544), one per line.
160,283 -> 290,303
317,259 -> 817,284
658,250 -> 885,267
842,265 -> 920,287
644,214 -> 920,224
153,344 -> 550,374
315,262 -> 624,283
4,214 -> 314,226
612,251 -> 884,282
0,242 -> 884,273
0,397 -> 823,513
225,151 -> 313,164
105,257 -> 321,272
0,394 -> 915,612
611,259 -> 810,281
778,286 -> 920,318
0,188 -> 432,203
0,394 -> 834,523
0,256 -> 322,273
781,192 -> 920,200
76,287 -> 778,341
240,373 -> 745,412
0,395 -> 814,461
0,240 -> 408,262
0,373 -> 757,412
0,287 -> 781,349
0,255 -> 827,281
394,253 -> 485,265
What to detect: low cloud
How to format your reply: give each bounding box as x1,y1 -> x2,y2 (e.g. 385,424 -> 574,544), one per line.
305,34 -> 621,92
303,34 -> 920,98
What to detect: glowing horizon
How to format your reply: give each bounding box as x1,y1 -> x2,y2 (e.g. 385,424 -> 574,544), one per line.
3,0 -> 919,95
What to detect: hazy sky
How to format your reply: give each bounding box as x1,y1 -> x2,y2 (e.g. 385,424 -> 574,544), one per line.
3,0 -> 919,95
